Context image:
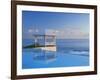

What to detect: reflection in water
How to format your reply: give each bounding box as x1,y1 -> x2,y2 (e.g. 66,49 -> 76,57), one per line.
33,50 -> 56,63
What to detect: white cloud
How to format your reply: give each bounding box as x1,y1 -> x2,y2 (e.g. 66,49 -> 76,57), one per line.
23,27 -> 89,39
56,28 -> 89,39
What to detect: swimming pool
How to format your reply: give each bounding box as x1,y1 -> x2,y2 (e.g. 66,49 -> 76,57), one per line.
22,39 -> 89,69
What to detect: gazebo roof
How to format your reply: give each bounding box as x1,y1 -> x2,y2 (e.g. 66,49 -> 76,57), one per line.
33,34 -> 56,37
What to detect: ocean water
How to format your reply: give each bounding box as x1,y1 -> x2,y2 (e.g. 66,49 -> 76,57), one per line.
22,39 -> 89,69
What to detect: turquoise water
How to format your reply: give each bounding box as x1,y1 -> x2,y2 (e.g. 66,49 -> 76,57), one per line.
22,39 -> 89,69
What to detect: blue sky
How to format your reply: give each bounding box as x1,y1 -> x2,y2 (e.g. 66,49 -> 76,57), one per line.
22,11 -> 89,39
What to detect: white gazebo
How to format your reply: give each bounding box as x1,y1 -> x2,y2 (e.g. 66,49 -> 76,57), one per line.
33,29 -> 57,51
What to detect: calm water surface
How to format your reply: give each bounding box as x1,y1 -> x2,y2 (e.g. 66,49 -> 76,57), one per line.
22,39 -> 89,69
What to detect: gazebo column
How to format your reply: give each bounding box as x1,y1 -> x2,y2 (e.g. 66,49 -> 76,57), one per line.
34,36 -> 38,47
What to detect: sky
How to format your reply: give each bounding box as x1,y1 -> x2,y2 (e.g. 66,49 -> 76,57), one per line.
22,11 -> 89,39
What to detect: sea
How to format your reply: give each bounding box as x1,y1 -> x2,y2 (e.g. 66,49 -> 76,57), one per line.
22,39 -> 89,69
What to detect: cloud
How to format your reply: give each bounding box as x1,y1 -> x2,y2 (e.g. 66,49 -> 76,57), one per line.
56,28 -> 89,39
23,27 -> 89,39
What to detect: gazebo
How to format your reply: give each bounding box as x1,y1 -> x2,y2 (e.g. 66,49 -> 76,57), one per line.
33,34 -> 56,51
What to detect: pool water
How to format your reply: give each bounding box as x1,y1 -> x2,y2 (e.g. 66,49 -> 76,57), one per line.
22,39 -> 89,69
